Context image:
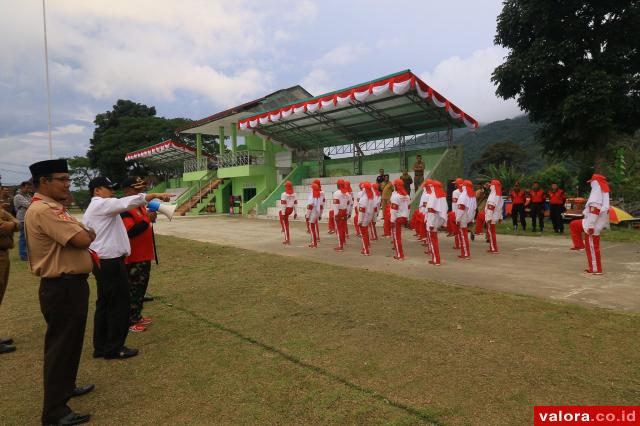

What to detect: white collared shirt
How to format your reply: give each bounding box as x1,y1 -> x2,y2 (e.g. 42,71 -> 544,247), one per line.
83,193 -> 147,259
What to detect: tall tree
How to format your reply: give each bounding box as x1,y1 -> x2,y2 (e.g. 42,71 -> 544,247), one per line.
68,156 -> 99,189
492,1 -> 640,169
87,100 -> 194,181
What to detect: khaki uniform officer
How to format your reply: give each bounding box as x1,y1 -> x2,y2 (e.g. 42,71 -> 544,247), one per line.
25,159 -> 95,426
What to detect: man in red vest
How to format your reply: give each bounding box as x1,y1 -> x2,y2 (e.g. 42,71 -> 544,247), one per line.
509,182 -> 527,231
528,181 -> 546,232
548,183 -> 567,233
120,177 -> 156,333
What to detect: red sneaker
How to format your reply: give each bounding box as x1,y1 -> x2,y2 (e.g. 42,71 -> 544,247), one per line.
137,317 -> 153,326
129,323 -> 146,333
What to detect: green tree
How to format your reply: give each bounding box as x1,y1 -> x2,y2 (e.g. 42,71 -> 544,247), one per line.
470,140 -> 528,174
534,164 -> 578,193
492,1 -> 640,169
87,100 -> 196,181
477,162 -> 524,192
68,156 -> 99,189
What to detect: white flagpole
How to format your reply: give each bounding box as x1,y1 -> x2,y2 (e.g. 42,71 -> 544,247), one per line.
42,0 -> 53,159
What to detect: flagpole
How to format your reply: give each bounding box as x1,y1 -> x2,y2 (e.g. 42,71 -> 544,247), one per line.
42,0 -> 53,159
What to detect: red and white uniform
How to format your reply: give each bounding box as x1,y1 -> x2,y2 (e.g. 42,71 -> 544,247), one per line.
314,179 -> 324,242
390,179 -> 410,260
369,186 -> 381,240
426,180 -> 448,266
332,180 -> 350,251
418,181 -> 433,244
279,181 -> 297,245
357,183 -> 375,255
353,185 -> 364,236
345,181 -> 354,237
484,180 -> 504,253
455,180 -> 476,259
307,183 -> 323,247
448,178 -> 463,248
580,175 -> 610,274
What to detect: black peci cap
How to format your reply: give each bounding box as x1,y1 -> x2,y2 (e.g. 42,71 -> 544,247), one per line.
89,177 -> 119,193
29,159 -> 68,177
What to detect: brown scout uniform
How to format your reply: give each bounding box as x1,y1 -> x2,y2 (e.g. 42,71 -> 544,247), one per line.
25,193 -> 93,424
0,208 -> 18,305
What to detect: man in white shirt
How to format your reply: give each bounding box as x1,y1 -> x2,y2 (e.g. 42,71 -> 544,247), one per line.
83,177 -> 172,360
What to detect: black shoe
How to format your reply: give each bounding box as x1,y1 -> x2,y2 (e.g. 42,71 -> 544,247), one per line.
143,295 -> 154,302
49,411 -> 91,425
104,346 -> 138,359
0,343 -> 16,354
71,384 -> 95,397
92,350 -> 103,359
0,337 -> 13,345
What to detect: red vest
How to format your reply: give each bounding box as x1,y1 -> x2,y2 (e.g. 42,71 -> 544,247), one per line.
529,189 -> 545,203
549,189 -> 565,205
122,206 -> 154,263
510,190 -> 526,205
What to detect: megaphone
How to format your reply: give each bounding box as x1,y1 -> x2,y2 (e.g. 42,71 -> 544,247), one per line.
148,199 -> 177,221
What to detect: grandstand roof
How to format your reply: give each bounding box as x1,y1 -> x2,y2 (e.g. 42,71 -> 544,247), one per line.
237,70 -> 478,150
124,140 -> 212,167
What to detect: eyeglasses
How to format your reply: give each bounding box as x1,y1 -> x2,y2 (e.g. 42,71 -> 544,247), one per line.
46,176 -> 71,183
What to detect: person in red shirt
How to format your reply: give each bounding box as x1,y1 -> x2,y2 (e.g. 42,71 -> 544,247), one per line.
120,177 -> 156,332
548,183 -> 567,233
528,181 -> 546,232
509,182 -> 527,231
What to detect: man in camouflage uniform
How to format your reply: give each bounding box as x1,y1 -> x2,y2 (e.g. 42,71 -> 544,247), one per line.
120,177 -> 156,332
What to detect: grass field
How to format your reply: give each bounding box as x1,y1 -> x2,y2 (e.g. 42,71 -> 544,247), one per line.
1,235 -> 639,425
494,221 -> 640,243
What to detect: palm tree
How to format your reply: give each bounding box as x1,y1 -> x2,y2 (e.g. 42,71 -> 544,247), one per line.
477,162 -> 524,191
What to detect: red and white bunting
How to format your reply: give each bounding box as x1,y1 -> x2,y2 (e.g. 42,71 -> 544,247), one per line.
236,71 -> 478,131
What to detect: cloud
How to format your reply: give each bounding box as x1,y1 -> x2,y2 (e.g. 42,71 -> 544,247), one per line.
0,124 -> 92,183
419,46 -> 523,124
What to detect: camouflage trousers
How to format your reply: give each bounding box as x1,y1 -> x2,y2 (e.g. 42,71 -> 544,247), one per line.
127,261 -> 151,325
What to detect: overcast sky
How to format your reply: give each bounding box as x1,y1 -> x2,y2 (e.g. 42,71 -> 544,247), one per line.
0,0 -> 522,183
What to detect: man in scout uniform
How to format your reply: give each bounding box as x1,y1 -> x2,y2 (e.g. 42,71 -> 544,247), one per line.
0,204 -> 18,354
25,159 -> 96,426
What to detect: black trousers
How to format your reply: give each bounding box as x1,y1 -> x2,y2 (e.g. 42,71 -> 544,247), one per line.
93,257 -> 130,356
530,202 -> 545,231
550,204 -> 564,232
511,204 -> 526,230
39,275 -> 89,424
